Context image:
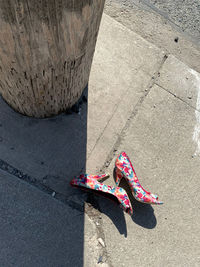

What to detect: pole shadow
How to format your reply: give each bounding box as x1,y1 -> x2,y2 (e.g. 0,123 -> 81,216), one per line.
0,88 -> 88,266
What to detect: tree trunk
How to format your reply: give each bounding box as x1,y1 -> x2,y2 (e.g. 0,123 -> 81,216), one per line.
0,0 -> 105,118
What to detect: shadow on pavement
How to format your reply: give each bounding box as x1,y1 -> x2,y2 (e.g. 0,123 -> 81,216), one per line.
119,175 -> 157,229
94,169 -> 157,238
96,190 -> 156,238
131,199 -> 157,229
0,88 -> 88,266
91,195 -> 128,237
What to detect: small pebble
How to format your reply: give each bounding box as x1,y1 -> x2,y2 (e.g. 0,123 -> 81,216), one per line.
98,255 -> 103,264
174,37 -> 179,43
153,104 -> 156,108
52,192 -> 56,197
105,162 -> 109,167
98,238 -> 105,248
187,96 -> 192,99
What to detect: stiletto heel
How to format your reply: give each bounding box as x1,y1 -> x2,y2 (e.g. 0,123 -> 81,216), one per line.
115,152 -> 163,205
70,174 -> 133,215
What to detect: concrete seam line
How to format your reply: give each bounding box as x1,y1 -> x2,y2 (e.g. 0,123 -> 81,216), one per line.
84,54 -> 169,265
99,54 -> 169,172
0,159 -> 84,213
155,82 -> 200,113
105,1 -> 200,49
0,159 -> 113,264
139,0 -> 200,46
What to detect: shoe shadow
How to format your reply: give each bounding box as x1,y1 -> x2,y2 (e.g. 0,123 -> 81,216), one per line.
131,198 -> 157,229
86,171 -> 157,238
114,170 -> 157,230
87,193 -> 128,237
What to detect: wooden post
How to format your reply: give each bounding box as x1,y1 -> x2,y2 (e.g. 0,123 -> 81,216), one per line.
0,0 -> 105,118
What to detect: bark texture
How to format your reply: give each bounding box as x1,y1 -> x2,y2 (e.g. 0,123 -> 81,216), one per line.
0,0 -> 105,117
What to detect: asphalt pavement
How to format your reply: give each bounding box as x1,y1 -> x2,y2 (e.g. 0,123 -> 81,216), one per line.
109,0 -> 200,45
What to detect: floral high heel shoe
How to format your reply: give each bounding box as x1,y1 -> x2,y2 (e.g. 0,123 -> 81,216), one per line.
115,152 -> 163,205
70,173 -> 133,215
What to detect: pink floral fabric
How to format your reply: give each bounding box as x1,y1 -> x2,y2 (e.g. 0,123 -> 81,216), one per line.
70,174 -> 133,215
115,152 -> 163,205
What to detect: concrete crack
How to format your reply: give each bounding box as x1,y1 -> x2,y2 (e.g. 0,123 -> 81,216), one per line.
0,159 -> 84,213
85,194 -> 114,267
84,54 -> 169,267
99,54 -> 169,172
156,82 -> 200,113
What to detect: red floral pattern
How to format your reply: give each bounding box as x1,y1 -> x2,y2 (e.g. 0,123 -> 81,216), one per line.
115,152 -> 163,205
70,174 -> 133,215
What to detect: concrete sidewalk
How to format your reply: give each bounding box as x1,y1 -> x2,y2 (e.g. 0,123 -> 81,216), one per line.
0,12 -> 200,267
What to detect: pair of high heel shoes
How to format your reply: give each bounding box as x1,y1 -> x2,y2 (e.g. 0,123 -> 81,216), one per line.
70,152 -> 163,216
